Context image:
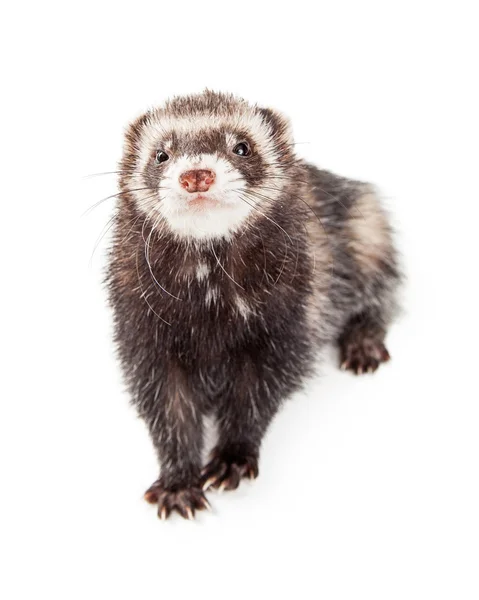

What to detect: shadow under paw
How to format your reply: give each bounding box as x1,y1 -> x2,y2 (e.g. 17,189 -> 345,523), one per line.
144,481 -> 210,520
201,449 -> 259,492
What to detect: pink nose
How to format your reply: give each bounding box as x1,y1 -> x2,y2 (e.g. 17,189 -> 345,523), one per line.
179,169 -> 216,193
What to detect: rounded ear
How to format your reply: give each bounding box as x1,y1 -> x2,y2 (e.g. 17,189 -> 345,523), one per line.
124,111 -> 151,148
257,107 -> 294,147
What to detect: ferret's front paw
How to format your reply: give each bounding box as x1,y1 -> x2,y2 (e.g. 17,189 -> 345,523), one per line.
340,337 -> 390,375
144,481 -> 211,520
201,449 -> 259,492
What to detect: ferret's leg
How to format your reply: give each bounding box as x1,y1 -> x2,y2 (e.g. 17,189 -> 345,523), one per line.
201,357 -> 279,492
338,188 -> 401,374
338,310 -> 391,375
142,367 -> 210,519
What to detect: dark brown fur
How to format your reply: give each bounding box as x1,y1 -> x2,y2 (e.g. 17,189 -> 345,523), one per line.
106,91 -> 401,519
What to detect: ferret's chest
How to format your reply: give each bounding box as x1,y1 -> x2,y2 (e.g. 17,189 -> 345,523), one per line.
146,248 -> 268,316
144,257 -> 282,352
154,259 -> 263,329
132,235 -> 311,358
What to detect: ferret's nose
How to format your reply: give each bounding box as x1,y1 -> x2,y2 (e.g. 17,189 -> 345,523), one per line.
179,169 -> 216,193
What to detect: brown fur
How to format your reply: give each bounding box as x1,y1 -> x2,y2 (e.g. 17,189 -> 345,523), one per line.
106,91 -> 402,519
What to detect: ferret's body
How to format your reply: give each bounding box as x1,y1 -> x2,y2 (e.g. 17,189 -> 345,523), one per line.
107,91 -> 400,519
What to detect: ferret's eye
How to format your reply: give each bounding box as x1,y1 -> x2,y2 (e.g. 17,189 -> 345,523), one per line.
155,150 -> 169,164
233,142 -> 251,157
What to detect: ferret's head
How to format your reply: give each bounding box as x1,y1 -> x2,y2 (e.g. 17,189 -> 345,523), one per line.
120,90 -> 296,240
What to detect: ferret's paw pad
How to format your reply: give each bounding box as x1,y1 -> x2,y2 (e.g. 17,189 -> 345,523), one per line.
201,451 -> 258,492
144,482 -> 210,520
340,338 -> 390,375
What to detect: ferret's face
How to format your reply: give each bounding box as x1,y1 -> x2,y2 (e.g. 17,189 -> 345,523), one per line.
120,92 -> 295,240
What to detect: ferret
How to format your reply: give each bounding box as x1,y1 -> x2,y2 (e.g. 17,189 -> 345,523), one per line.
106,90 -> 401,520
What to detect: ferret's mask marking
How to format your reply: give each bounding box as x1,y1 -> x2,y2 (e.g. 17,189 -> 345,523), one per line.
123,105 -> 294,241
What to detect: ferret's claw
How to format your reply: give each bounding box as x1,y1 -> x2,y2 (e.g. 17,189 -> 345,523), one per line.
145,480 -> 212,520
202,477 -> 217,491
201,448 -> 259,494
339,337 -> 390,376
200,497 -> 212,511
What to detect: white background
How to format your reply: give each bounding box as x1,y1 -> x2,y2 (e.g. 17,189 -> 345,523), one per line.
1,1 -> 478,598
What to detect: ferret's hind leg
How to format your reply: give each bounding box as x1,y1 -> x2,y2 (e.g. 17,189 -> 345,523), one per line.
338,311 -> 391,375
337,187 -> 401,375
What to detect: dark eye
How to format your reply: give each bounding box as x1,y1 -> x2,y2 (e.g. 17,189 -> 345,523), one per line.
233,142 -> 251,157
155,150 -> 169,164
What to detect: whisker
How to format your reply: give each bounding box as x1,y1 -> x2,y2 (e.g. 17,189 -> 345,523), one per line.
241,187 -> 334,279
237,191 -> 292,287
238,190 -> 293,244
259,183 -> 332,239
120,213 -> 143,245
262,174 -> 365,220
89,211 -> 119,268
210,243 -> 245,290
143,215 -> 183,301
135,234 -> 172,327
81,187 -> 154,217
251,223 -> 268,286
88,191 -> 159,266
83,169 -> 144,179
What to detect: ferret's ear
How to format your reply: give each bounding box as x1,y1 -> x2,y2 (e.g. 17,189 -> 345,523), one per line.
124,111 -> 151,147
257,107 -> 294,147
